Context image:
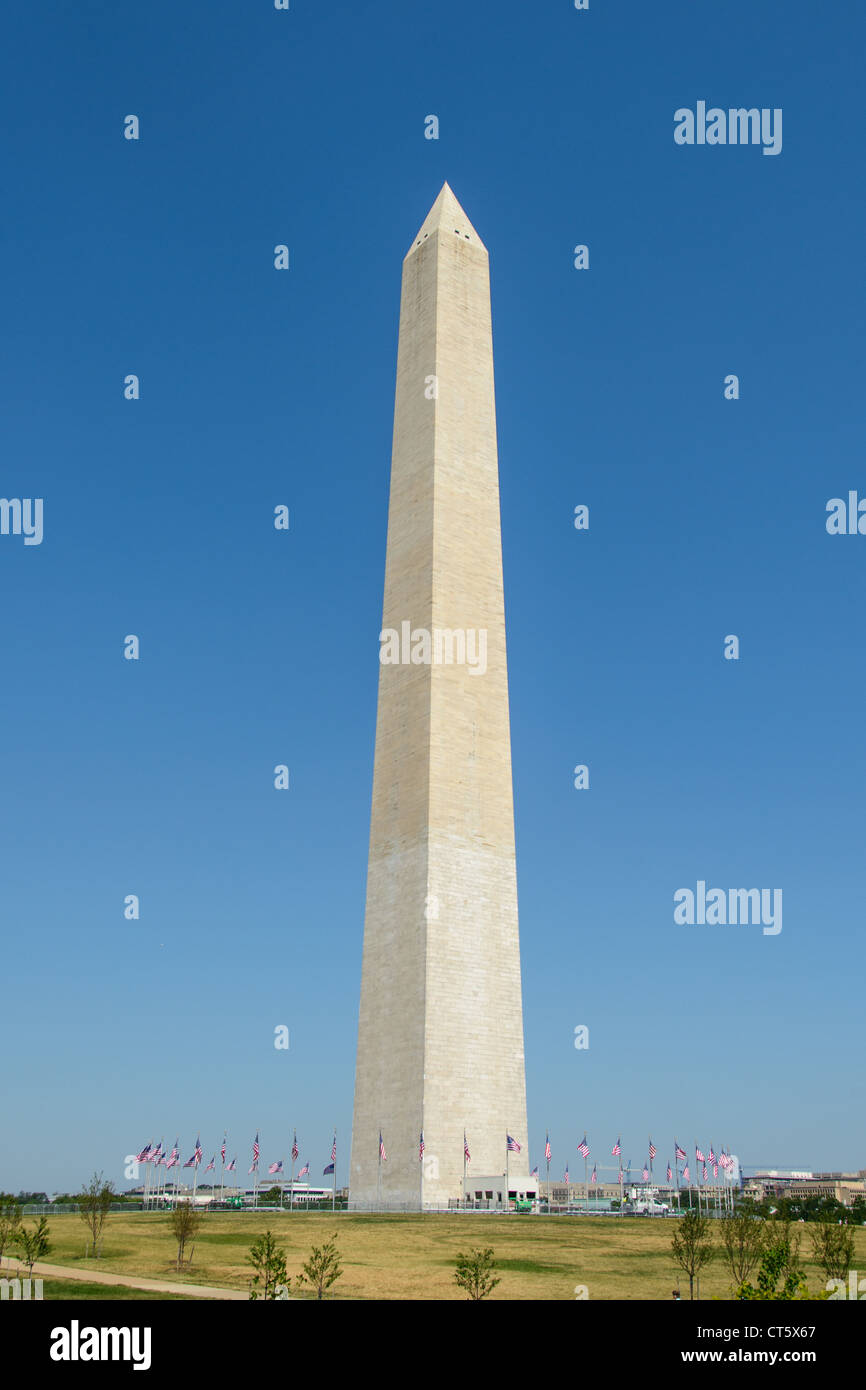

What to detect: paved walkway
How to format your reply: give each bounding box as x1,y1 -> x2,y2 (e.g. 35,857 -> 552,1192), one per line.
7,1260 -> 248,1300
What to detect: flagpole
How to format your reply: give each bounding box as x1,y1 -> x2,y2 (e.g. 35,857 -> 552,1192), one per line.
333,1129 -> 337,1213
290,1132 -> 296,1214
377,1130 -> 382,1213
726,1145 -> 731,1214
220,1132 -> 226,1207
505,1133 -> 509,1212
696,1142 -> 702,1216
584,1155 -> 588,1213
545,1131 -> 550,1214
463,1129 -> 467,1210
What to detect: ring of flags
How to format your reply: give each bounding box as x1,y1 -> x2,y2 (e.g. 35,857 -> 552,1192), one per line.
134,1132 -> 341,1191
134,1131 -> 734,1196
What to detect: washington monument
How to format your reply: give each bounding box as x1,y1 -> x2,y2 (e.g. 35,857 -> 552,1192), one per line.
350,184 -> 530,1209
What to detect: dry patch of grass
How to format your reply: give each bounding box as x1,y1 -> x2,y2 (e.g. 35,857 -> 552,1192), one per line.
37,1212 -> 866,1301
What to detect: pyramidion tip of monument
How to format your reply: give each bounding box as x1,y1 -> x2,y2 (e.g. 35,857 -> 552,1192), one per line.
406,182 -> 487,257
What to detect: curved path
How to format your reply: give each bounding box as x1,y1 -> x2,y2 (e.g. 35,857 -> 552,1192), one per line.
7,1259 -> 248,1300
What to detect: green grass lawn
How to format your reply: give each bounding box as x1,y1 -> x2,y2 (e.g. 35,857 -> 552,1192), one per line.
21,1211 -> 866,1300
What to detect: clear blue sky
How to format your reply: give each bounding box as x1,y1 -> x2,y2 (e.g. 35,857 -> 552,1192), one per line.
2,1 -> 863,1193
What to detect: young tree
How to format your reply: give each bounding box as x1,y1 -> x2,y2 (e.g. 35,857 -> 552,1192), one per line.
0,1200 -> 22,1267
810,1221 -> 855,1283
246,1230 -> 288,1300
170,1202 -> 201,1270
453,1247 -> 500,1301
77,1171 -> 115,1258
15,1216 -> 51,1277
296,1235 -> 343,1300
736,1229 -> 809,1300
719,1213 -> 767,1287
671,1210 -> 715,1300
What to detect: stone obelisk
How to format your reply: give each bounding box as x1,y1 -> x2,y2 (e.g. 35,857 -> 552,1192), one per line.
350,184 -> 529,1209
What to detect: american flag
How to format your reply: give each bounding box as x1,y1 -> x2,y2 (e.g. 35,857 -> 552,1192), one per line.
268,1161 -> 283,1175
696,1146 -> 706,1163
252,1133 -> 260,1164
194,1135 -> 203,1165
564,1165 -> 570,1185
205,1156 -> 215,1172
151,1143 -> 163,1162
577,1136 -> 590,1158
464,1132 -> 471,1163
666,1164 -> 672,1182
612,1137 -> 621,1156
331,1136 -> 337,1163
226,1157 -> 236,1172
419,1132 -> 425,1161
713,1163 -> 718,1178
221,1137 -> 226,1164
545,1134 -> 552,1162
642,1164 -> 649,1181
183,1153 -> 195,1169
136,1143 -> 152,1163
683,1164 -> 690,1182
379,1132 -> 387,1161
649,1141 -> 657,1161
507,1134 -> 521,1153
708,1146 -> 716,1165
618,1168 -> 623,1182
591,1165 -> 597,1184
291,1133 -> 299,1163
297,1162 -> 310,1178
323,1162 -> 335,1176
702,1164 -> 708,1182
720,1151 -> 731,1170
675,1142 -> 686,1161
531,1166 -> 539,1178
